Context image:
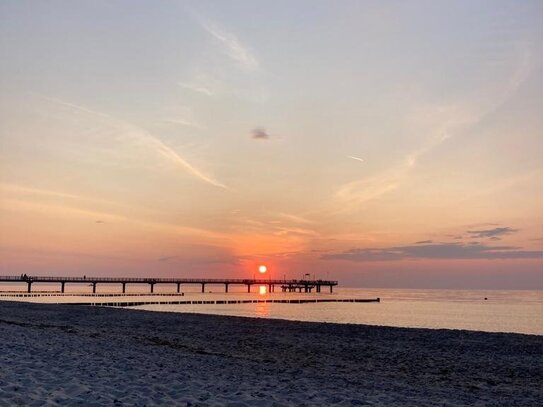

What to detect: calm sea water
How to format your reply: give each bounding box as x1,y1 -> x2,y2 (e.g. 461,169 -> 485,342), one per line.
1,284 -> 542,335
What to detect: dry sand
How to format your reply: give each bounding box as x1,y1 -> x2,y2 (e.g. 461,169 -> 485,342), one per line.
0,301 -> 541,406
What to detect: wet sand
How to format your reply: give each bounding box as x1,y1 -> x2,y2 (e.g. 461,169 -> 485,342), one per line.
0,301 -> 541,406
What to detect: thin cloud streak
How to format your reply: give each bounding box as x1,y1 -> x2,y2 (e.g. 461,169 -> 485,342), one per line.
178,82 -> 214,96
163,118 -> 204,129
0,183 -> 161,214
40,96 -> 228,189
335,43 -> 538,207
278,213 -> 315,225
1,198 -> 229,242
178,74 -> 220,96
198,18 -> 259,70
347,156 -> 365,162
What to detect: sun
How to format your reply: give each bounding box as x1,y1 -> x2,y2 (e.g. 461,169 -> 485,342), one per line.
258,265 -> 267,274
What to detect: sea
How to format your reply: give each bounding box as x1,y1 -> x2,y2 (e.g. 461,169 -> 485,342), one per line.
1,284 -> 542,335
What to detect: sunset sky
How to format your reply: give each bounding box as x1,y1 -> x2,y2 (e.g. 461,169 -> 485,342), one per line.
1,1 -> 542,288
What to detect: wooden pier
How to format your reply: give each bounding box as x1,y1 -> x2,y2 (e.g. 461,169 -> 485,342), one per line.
0,275 -> 338,294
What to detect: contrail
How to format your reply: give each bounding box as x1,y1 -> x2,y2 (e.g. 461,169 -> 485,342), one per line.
38,95 -> 228,189
347,156 -> 365,162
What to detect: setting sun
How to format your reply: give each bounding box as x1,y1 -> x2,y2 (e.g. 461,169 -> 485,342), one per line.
258,265 -> 267,274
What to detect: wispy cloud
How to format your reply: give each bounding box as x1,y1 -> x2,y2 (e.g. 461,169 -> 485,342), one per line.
347,156 -> 365,162
198,18 -> 259,70
140,135 -> 227,189
0,183 -> 156,214
278,213 -> 314,225
335,43 -> 538,208
322,242 -> 543,262
1,198 -> 228,242
1,198 -> 126,224
161,106 -> 204,129
273,227 -> 319,237
336,171 -> 401,205
40,96 -> 227,189
163,118 -> 203,128
178,74 -> 220,96
157,254 -> 239,266
456,169 -> 543,204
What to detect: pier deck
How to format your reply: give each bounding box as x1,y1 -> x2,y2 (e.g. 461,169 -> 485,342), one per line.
0,275 -> 338,294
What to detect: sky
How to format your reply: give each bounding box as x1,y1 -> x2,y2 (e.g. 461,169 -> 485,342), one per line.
1,0 -> 542,289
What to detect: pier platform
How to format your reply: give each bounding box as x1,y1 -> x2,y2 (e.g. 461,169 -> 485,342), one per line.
0,275 -> 338,294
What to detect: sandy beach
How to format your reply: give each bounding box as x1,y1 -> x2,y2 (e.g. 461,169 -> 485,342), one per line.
1,301 -> 541,406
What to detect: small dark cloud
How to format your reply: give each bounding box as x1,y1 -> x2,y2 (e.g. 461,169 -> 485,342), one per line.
445,234 -> 463,240
415,240 -> 433,244
95,220 -> 105,224
251,127 -> 270,140
467,227 -> 518,239
467,222 -> 500,228
321,242 -> 543,262
489,236 -> 501,241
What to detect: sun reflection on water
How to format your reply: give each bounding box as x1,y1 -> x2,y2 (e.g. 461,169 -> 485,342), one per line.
255,285 -> 270,317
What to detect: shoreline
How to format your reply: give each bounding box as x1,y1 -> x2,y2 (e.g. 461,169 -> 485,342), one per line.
1,291 -> 541,334
1,301 -> 542,406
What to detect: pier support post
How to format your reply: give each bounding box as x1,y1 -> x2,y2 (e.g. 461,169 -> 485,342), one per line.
150,283 -> 155,293
92,282 -> 97,293
27,282 -> 32,293
61,282 -> 65,293
225,283 -> 229,293
122,283 -> 126,294
268,284 -> 272,293
247,284 -> 251,293
201,283 -> 205,293
176,283 -> 181,293
330,285 -> 333,293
